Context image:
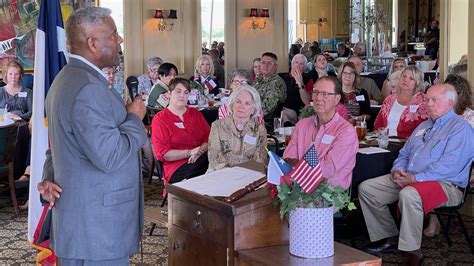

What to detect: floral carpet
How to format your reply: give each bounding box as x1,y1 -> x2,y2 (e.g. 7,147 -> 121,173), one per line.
1,181 -> 474,265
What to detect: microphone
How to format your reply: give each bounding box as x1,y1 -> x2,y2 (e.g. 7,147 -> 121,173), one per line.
126,76 -> 139,100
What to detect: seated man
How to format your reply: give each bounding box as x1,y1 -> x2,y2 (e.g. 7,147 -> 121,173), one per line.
253,52 -> 287,131
348,56 -> 382,104
359,84 -> 474,264
283,76 -> 358,189
281,54 -> 312,125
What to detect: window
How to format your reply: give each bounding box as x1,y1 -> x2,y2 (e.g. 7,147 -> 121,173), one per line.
201,0 -> 225,52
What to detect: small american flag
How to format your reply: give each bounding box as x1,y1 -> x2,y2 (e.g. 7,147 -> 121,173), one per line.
286,144 -> 323,194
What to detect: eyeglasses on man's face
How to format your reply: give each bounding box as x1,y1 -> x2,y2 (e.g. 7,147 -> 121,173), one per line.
149,68 -> 159,73
260,61 -> 275,66
312,90 -> 338,98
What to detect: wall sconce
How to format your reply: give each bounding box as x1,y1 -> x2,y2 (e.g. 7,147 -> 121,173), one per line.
154,9 -> 177,31
318,17 -> 328,26
249,8 -> 269,30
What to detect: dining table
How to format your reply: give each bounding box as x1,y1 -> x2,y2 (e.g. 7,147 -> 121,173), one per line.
350,138 -> 405,198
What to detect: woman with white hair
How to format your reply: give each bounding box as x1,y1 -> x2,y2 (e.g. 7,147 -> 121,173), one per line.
207,85 -> 267,171
190,54 -> 219,95
137,56 -> 163,95
374,66 -> 428,138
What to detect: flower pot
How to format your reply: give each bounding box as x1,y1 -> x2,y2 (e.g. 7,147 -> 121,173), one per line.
289,207 -> 334,258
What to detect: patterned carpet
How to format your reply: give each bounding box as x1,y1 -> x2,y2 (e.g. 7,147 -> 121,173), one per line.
1,181 -> 474,265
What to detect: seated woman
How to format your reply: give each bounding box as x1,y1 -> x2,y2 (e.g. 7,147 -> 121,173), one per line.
308,54 -> 337,85
374,66 -> 428,138
0,60 -> 33,121
151,78 -> 210,187
339,62 -> 371,120
381,58 -> 407,100
190,54 -> 219,95
137,56 -> 163,96
146,63 -> 178,111
250,58 -> 262,81
208,85 -> 267,171
218,69 -> 251,118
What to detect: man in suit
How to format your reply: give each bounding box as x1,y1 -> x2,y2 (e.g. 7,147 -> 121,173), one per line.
37,7 -> 147,265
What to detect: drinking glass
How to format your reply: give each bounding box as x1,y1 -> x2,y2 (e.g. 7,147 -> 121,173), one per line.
198,94 -> 207,108
207,94 -> 215,108
273,118 -> 281,134
0,108 -> 5,123
377,127 -> 389,149
284,127 -> 293,145
355,121 -> 367,141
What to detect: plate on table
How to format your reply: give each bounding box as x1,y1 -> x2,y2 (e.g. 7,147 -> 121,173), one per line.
0,118 -> 15,127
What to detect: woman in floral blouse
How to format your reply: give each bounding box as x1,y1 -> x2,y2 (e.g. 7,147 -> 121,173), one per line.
374,66 -> 428,138
208,85 -> 267,171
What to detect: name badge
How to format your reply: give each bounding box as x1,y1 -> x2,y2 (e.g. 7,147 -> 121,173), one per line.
188,95 -> 197,102
321,134 -> 334,144
415,128 -> 426,136
243,134 -> 257,145
18,92 -> 27,98
355,95 -> 365,102
174,122 -> 185,129
409,105 -> 418,113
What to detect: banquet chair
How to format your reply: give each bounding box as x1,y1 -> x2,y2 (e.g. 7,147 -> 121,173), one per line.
429,162 -> 474,253
0,123 -> 20,217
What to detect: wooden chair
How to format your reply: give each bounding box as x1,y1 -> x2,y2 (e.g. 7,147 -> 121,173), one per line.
430,162 -> 474,253
0,123 -> 20,217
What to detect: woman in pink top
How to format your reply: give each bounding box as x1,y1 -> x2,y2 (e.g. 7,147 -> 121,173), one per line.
283,76 -> 358,189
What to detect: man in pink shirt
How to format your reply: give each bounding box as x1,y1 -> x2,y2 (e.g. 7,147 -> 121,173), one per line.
283,76 -> 358,189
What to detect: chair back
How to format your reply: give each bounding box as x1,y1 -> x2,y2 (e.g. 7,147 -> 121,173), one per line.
459,162 -> 474,207
0,123 -> 18,165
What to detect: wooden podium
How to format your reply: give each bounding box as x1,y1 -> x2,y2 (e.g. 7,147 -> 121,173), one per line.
165,162 -> 288,266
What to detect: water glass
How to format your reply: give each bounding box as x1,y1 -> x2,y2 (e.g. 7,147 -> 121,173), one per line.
198,94 -> 207,108
377,127 -> 389,149
0,108 -> 4,122
273,118 -> 281,134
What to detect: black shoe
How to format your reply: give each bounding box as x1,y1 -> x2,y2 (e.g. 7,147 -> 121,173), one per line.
406,252 -> 424,266
365,238 -> 398,255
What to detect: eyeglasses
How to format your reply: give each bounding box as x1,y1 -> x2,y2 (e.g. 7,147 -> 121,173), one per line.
232,80 -> 247,85
312,90 -> 338,98
260,61 -> 275,65
149,68 -> 159,73
342,72 -> 355,77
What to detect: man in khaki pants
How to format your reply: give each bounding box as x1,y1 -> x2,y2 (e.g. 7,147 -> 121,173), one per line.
359,84 -> 473,265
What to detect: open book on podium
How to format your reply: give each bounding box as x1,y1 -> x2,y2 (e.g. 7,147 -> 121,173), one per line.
173,161 -> 266,200
165,161 -> 289,265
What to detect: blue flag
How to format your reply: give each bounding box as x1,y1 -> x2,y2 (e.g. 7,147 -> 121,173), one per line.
28,0 -> 68,242
267,151 -> 292,185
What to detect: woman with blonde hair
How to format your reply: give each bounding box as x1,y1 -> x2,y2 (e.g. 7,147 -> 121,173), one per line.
208,85 -> 267,171
190,54 -> 219,95
0,60 -> 32,121
374,65 -> 428,138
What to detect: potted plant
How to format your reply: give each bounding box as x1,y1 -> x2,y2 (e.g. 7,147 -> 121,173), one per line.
267,147 -> 356,259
